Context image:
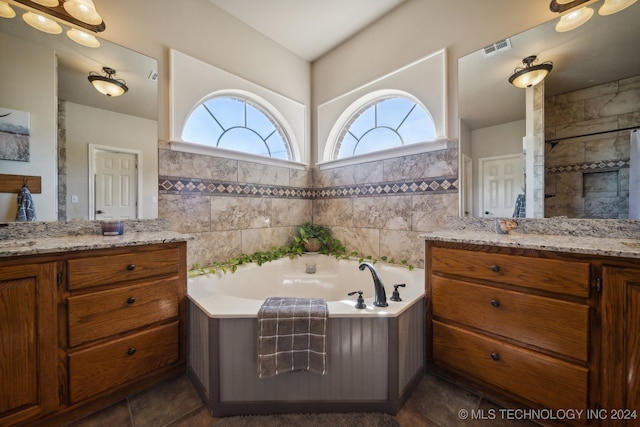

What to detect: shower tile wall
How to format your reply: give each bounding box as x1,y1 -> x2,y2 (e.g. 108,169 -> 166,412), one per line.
158,142 -> 459,269
545,75 -> 639,218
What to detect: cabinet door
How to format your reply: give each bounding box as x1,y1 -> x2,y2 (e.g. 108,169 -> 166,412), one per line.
601,266 -> 640,427
0,262 -> 58,426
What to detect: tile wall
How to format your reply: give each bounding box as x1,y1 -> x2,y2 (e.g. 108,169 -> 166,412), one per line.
545,75 -> 640,218
158,142 -> 459,269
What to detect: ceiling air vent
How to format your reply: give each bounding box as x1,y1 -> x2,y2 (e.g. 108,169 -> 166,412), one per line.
481,38 -> 512,57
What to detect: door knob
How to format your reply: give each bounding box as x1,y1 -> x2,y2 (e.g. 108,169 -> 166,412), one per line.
485,211 -> 490,215
96,210 -> 105,214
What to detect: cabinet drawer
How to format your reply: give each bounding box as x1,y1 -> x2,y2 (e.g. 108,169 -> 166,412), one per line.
67,277 -> 179,347
433,276 -> 589,361
431,247 -> 590,297
67,247 -> 180,290
433,321 -> 588,410
68,322 -> 179,403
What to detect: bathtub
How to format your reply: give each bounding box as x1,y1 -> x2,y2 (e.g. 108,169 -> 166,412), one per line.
187,253 -> 425,417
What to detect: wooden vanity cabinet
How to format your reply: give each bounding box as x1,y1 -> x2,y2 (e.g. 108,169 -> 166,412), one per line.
0,261 -> 58,426
600,265 -> 640,427
426,242 -> 595,425
62,242 -> 187,410
0,240 -> 187,427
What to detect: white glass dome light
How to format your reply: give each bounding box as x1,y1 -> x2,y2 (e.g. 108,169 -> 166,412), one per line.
0,1 -> 16,18
599,0 -> 637,15
66,28 -> 100,47
88,67 -> 128,97
63,0 -> 102,25
22,11 -> 62,34
555,6 -> 594,31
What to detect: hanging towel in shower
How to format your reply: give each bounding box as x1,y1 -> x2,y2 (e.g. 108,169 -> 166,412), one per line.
630,130 -> 640,220
512,193 -> 526,218
257,297 -> 328,378
16,184 -> 37,222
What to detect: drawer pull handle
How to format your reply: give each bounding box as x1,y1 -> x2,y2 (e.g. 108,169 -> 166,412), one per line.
127,264 -> 136,271
490,352 -> 500,361
490,264 -> 500,273
491,299 -> 500,308
127,347 -> 136,356
127,297 -> 136,305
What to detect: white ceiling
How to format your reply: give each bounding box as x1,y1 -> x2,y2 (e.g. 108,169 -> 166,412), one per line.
208,0 -> 406,61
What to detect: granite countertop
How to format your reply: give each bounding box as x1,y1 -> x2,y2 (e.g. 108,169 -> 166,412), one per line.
421,230 -> 640,259
0,231 -> 192,258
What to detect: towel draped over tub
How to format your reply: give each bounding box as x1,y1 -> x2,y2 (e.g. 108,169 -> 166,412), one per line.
257,297 -> 328,378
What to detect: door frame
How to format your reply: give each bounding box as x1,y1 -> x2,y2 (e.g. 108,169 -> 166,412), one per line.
459,153 -> 472,217
478,153 -> 522,218
88,144 -> 143,220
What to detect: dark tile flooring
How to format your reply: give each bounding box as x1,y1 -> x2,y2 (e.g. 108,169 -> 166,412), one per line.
65,372 -> 540,427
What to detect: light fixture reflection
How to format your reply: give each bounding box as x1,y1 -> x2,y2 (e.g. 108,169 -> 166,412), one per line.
0,1 -> 15,18
555,6 -> 594,31
63,0 -> 102,25
599,0 -> 637,15
22,10 -> 62,33
66,28 -> 100,47
508,55 -> 553,88
88,67 -> 128,97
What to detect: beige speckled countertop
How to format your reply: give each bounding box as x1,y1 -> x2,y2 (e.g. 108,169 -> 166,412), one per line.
0,231 -> 192,258
421,230 -> 640,259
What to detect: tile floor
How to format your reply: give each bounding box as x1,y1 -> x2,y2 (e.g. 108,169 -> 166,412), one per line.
65,371 -> 540,427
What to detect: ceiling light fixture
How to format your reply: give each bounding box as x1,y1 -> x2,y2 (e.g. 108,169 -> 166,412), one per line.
550,0 -> 637,31
508,55 -> 553,88
10,0 -> 105,32
0,1 -> 16,18
88,67 -> 128,97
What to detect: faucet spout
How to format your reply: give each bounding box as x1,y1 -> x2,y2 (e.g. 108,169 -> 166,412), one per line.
358,262 -> 388,307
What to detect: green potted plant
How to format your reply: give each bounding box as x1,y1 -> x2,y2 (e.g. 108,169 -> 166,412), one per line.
291,222 -> 344,254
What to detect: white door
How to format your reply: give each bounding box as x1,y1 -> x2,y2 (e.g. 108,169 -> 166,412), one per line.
93,149 -> 138,220
479,154 -> 523,218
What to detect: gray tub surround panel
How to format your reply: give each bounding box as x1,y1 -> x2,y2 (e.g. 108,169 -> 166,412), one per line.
187,297 -> 425,417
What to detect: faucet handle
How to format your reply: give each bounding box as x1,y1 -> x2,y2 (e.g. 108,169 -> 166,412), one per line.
347,290 -> 367,309
390,283 -> 406,302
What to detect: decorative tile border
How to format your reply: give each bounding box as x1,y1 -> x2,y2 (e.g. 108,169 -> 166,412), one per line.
545,159 -> 630,174
159,176 -> 458,199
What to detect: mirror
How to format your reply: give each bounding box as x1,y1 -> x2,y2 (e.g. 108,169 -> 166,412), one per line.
458,3 -> 640,219
0,11 -> 158,221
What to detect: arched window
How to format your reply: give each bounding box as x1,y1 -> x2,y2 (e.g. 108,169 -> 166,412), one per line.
182,95 -> 291,160
333,95 -> 436,159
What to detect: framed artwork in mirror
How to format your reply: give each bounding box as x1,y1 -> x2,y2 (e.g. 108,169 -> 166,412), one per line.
0,107 -> 29,161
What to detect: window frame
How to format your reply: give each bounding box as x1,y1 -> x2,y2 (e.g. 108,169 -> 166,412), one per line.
179,90 -> 301,165
319,89 -> 447,169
